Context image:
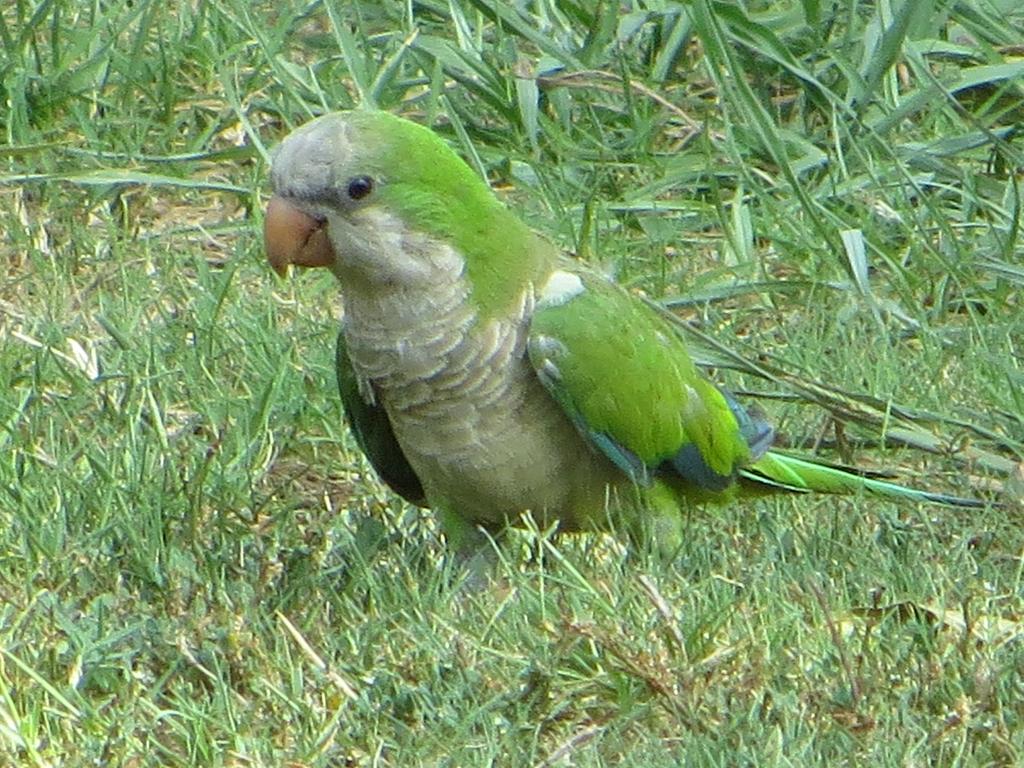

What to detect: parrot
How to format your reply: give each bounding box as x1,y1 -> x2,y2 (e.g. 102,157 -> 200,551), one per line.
263,109 -> 987,556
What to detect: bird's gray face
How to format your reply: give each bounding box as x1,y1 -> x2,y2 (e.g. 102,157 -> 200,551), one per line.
264,114 -> 463,290
264,115 -> 373,278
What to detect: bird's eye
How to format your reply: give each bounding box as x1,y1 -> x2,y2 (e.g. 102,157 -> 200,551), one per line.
347,176 -> 374,201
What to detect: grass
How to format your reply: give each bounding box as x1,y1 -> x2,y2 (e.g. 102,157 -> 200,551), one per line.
1,0 -> 1023,765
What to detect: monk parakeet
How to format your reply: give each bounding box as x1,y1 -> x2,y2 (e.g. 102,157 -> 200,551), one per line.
264,110 -> 984,554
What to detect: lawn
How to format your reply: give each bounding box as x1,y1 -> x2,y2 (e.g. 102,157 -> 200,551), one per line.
1,1 -> 1023,765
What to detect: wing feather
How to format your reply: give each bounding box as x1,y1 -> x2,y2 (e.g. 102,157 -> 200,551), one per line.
336,332 -> 426,506
527,273 -> 767,492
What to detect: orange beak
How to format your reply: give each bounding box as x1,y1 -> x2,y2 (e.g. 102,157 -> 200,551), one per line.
264,195 -> 336,276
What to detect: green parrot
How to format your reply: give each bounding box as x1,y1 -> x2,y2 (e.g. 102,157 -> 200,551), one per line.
264,109 -> 985,554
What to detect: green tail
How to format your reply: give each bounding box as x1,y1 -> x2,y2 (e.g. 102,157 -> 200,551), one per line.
740,450 -> 990,508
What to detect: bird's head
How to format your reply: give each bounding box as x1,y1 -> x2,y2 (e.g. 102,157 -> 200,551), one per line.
264,110 -> 553,312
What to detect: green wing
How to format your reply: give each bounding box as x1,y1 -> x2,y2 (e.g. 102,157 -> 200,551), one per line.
525,274 -> 990,509
336,332 -> 426,506
526,273 -> 770,493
